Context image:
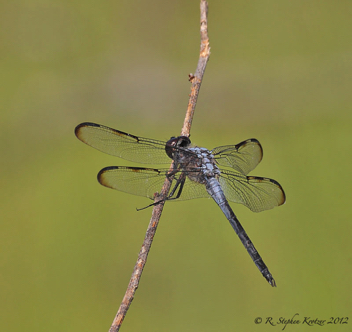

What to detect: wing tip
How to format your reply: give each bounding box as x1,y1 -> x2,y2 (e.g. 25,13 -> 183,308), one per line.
75,122 -> 100,139
246,176 -> 286,211
272,179 -> 286,207
238,138 -> 263,163
97,167 -> 113,187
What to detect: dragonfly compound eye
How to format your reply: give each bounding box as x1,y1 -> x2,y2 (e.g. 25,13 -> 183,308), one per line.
165,136 -> 191,159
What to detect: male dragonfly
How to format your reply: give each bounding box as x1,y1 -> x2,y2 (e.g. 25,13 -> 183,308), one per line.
75,122 -> 285,286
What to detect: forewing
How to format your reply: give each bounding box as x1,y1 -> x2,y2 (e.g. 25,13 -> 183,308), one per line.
212,139 -> 263,174
219,170 -> 286,212
98,167 -> 209,201
75,122 -> 171,164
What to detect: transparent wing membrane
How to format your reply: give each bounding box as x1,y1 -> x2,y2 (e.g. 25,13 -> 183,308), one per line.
75,122 -> 171,164
98,167 -> 209,201
219,170 -> 285,212
212,139 -> 263,175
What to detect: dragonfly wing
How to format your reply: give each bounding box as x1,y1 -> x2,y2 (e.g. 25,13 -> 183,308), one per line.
219,170 -> 286,212
98,167 -> 210,201
75,122 -> 171,164
212,139 -> 263,174
98,167 -> 169,199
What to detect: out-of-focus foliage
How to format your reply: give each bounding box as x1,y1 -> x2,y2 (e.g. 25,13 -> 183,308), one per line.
1,1 -> 351,331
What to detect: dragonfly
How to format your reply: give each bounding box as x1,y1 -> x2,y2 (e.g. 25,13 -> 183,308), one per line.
75,122 -> 285,286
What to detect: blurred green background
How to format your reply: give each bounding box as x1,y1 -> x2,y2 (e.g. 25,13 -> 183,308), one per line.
1,1 -> 351,331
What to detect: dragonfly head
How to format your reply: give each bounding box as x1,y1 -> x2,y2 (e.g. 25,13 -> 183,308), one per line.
165,136 -> 191,159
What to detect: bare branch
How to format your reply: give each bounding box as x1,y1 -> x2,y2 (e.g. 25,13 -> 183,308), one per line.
108,2 -> 210,331
182,0 -> 210,137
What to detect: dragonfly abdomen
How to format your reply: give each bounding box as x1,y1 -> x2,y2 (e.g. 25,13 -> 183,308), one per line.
205,177 -> 276,287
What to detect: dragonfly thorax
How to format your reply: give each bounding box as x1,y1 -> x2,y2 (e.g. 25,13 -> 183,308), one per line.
174,146 -> 220,184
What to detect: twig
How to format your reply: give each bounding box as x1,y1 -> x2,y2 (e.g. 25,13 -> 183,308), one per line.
108,1 -> 210,331
182,0 -> 210,136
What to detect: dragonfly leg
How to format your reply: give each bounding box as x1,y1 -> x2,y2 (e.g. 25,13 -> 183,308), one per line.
166,173 -> 186,200
136,172 -> 186,211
